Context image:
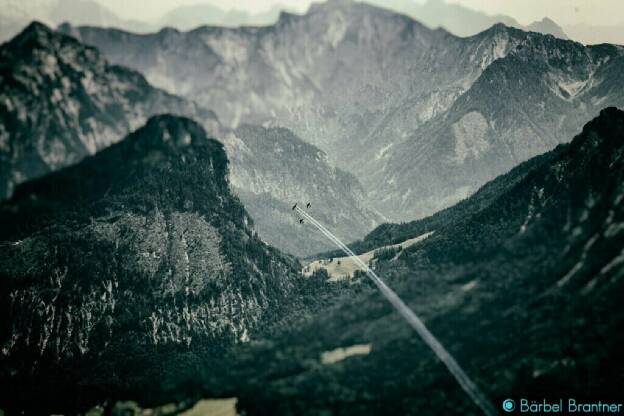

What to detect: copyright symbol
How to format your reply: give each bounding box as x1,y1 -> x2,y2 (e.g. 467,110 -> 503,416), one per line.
503,399 -> 515,412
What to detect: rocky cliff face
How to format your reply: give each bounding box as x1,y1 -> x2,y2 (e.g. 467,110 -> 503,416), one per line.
0,115 -> 308,413
60,1 -> 624,222
0,22 -> 217,199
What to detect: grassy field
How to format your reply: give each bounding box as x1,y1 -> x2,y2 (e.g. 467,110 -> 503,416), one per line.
321,344 -> 372,364
82,398 -> 237,416
302,232 -> 434,280
180,398 -> 237,416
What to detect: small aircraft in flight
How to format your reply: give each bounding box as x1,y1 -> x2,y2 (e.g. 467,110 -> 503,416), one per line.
292,202 -> 310,224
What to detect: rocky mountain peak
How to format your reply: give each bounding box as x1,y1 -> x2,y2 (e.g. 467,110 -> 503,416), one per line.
8,21 -> 54,44
526,16 -> 569,40
0,114 -> 229,241
475,22 -> 516,39
157,26 -> 181,36
572,106 -> 624,152
2,21 -> 106,81
4,20 -> 92,59
132,115 -> 209,152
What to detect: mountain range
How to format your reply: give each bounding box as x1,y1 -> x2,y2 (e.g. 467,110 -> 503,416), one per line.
0,0 -> 291,43
0,0 -> 576,45
371,25 -> 624,219
0,22 -> 381,256
5,0 -> 624,47
158,0 -> 568,40
60,0 -> 624,221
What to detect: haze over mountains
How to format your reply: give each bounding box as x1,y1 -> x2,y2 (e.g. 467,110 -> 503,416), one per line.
157,3 -> 287,31
61,0 -> 624,221
0,0 -> 153,42
363,0 -> 569,39
0,0 -> 287,43
157,0 -> 571,40
4,0 -> 624,45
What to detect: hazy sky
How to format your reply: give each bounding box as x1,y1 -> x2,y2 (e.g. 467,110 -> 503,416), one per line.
100,0 -> 308,20
448,0 -> 624,26
99,0 -> 623,26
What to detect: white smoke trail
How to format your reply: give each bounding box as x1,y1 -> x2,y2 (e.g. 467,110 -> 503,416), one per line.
296,207 -> 497,416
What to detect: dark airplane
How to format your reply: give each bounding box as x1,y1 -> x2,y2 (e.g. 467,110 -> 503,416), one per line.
306,202 -> 311,208
292,203 -> 297,210
299,219 -> 304,224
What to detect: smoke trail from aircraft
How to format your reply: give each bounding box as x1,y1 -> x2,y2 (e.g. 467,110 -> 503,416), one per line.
296,207 -> 497,416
